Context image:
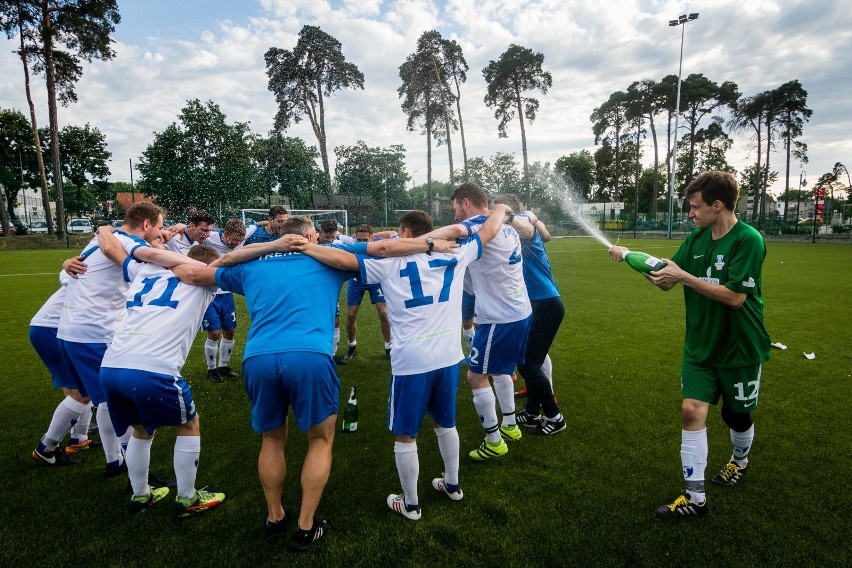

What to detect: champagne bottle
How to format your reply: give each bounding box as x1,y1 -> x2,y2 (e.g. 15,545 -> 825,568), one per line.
342,386 -> 358,432
620,249 -> 667,274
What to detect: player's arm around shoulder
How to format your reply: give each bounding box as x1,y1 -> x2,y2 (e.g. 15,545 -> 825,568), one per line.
302,242 -> 359,271
477,204 -> 514,247
97,225 -> 130,266
171,264 -> 218,287
423,222 -> 469,241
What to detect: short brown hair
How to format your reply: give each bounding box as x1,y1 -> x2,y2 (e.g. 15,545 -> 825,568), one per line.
493,193 -> 522,212
399,210 -> 433,237
280,216 -> 314,237
188,210 -> 215,226
355,224 -> 373,235
124,202 -> 164,229
319,219 -> 338,233
187,244 -> 219,264
269,205 -> 288,219
451,182 -> 488,208
223,218 -> 246,238
686,171 -> 739,211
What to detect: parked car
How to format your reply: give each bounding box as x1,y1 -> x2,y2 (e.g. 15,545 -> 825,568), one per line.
29,221 -> 50,234
110,219 -> 123,228
11,219 -> 28,235
67,218 -> 94,234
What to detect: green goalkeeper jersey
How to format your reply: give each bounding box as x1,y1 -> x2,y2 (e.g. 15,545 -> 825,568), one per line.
672,220 -> 771,367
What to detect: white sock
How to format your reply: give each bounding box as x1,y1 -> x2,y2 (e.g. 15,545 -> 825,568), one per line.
219,338 -> 235,367
730,424 -> 754,467
394,441 -> 419,508
174,435 -> 201,500
119,427 -> 132,451
434,427 -> 460,486
681,428 -> 708,504
492,374 -> 516,425
333,327 -> 340,352
126,436 -> 153,497
542,354 -> 553,389
349,340 -> 357,348
97,403 -> 123,466
472,387 -> 500,443
43,396 -> 86,449
384,341 -> 392,350
204,339 -> 219,370
462,327 -> 475,349
70,401 -> 92,444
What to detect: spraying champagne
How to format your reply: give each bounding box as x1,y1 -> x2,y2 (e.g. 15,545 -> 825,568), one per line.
614,248 -> 668,275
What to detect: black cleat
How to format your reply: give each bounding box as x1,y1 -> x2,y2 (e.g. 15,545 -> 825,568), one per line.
711,461 -> 746,487
654,494 -> 708,520
515,410 -> 544,429
265,506 -> 290,540
385,347 -> 391,359
342,344 -> 357,363
530,417 -> 567,436
207,368 -> 224,383
32,445 -> 81,466
104,460 -> 129,478
290,517 -> 330,552
217,366 -> 239,379
333,354 -> 347,366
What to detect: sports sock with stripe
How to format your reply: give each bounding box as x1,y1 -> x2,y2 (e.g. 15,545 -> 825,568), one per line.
434,427 -> 460,487
126,436 -> 153,497
219,338 -> 235,366
393,441 -> 419,509
472,387 -> 500,443
681,428 -> 708,504
730,424 -> 754,468
492,374 -> 516,426
174,435 -> 201,500
42,396 -> 86,450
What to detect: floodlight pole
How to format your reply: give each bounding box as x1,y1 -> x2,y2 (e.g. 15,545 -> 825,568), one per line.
666,13 -> 699,239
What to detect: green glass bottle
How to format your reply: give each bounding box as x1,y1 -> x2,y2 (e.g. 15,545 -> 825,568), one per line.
342,386 -> 358,432
620,249 -> 668,274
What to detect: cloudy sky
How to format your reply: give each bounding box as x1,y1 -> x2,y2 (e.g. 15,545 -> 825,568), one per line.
1,0 -> 850,197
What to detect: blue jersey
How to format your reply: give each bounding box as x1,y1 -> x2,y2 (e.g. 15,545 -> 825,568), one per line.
244,225 -> 277,245
215,246 -> 366,360
517,213 -> 559,301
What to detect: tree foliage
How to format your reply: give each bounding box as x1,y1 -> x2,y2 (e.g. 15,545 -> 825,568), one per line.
137,99 -> 264,222
334,141 -> 408,218
251,133 -> 324,209
265,25 -> 364,198
555,150 -> 595,202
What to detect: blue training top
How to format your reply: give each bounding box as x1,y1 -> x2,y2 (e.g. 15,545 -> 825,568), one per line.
517,213 -> 559,301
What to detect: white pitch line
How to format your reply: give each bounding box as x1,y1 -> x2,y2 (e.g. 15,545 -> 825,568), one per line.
0,272 -> 59,277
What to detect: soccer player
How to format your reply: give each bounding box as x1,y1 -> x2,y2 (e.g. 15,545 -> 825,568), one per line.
494,194 -> 566,436
342,224 -> 393,362
200,218 -> 249,382
244,205 -> 288,244
425,182 -> 533,461
302,206 -> 512,521
176,218 -> 455,550
39,202 -> 202,475
164,209 -> 214,253
317,218 -> 355,363
609,171 -> 770,520
29,270 -> 99,465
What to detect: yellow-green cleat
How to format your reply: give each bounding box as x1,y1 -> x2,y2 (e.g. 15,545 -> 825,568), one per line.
175,488 -> 225,518
468,438 -> 508,461
499,424 -> 522,442
129,486 -> 170,514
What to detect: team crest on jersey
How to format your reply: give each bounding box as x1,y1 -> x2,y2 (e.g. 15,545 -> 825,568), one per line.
701,267 -> 720,285
714,255 -> 725,271
742,277 -> 756,288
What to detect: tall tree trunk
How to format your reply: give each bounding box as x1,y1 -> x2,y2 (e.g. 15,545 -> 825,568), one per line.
686,112 -> 698,188
753,116 -> 763,223
430,57 -> 454,183
665,109 -> 672,220
761,114 -> 772,229
43,5 -> 66,238
634,122 -> 641,225
314,81 -> 332,199
454,79 -> 468,182
18,9 -> 54,235
426,100 -> 433,216
783,109 -> 792,222
649,112 -> 659,220
514,85 -> 529,204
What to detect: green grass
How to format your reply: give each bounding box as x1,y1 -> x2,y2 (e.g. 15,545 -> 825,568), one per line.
0,240 -> 850,567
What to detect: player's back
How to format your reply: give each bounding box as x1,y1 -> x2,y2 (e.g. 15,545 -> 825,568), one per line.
461,215 -> 531,324
102,263 -> 216,376
58,232 -> 150,343
31,272 -> 70,328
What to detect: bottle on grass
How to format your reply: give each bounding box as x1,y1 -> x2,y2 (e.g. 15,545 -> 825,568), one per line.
342,386 -> 358,432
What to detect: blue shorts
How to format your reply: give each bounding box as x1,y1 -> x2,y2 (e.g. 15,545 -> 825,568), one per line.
202,293 -> 237,332
30,326 -> 77,389
59,339 -> 108,404
469,316 -> 532,376
388,364 -> 460,438
346,279 -> 385,306
462,291 -> 476,321
243,352 -> 340,433
100,367 -> 196,436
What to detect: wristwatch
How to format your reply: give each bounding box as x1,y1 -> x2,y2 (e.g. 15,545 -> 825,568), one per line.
425,237 -> 435,256
506,213 -> 514,224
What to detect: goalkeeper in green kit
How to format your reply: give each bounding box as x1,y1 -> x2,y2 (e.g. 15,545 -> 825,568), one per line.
609,171 -> 770,520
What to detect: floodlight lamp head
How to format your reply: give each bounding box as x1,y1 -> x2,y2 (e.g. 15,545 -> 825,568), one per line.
679,14 -> 688,23
669,19 -> 679,26
688,13 -> 699,20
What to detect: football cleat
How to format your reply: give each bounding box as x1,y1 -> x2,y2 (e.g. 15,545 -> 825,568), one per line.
530,417 -> 567,436
385,347 -> 391,359
66,438 -> 103,454
711,461 -> 746,487
499,424 -> 523,442
290,517 -> 330,552
207,369 -> 224,383
333,354 -> 347,366
468,438 -> 508,461
387,493 -> 422,520
432,476 -> 464,501
342,344 -> 357,363
32,444 -> 81,466
654,494 -> 708,520
104,460 -> 128,478
265,506 -> 290,540
129,486 -> 170,514
175,488 -> 225,518
217,366 -> 239,379
515,410 -> 544,428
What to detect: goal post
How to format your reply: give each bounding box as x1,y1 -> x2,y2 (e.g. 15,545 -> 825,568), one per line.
240,209 -> 348,235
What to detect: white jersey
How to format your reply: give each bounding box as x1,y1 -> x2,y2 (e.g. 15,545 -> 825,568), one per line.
30,271 -> 71,328
165,232 -> 197,255
459,215 -> 531,324
203,229 -> 249,295
360,237 -> 482,375
57,232 -> 150,343
335,234 -> 356,245
101,263 -> 217,376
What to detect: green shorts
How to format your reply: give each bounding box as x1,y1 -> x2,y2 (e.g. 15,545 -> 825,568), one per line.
681,358 -> 763,413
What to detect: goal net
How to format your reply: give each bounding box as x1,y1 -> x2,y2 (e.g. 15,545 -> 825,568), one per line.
240,209 -> 349,235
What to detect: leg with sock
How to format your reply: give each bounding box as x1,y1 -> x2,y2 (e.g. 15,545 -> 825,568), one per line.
388,440 -> 420,519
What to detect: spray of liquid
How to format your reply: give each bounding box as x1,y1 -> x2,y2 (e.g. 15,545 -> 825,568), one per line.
548,172 -> 613,249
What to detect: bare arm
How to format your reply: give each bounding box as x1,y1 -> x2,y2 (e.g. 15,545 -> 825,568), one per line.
301,243 -> 359,271
366,237 -> 458,257
423,223 -> 469,241
133,246 -> 205,268
649,259 -> 746,307
372,230 -> 398,240
171,264 -> 218,287
62,256 -> 88,278
509,214 -> 535,239
476,204 -> 513,248
97,225 -> 130,266
526,211 -> 552,242
209,235 -> 309,267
